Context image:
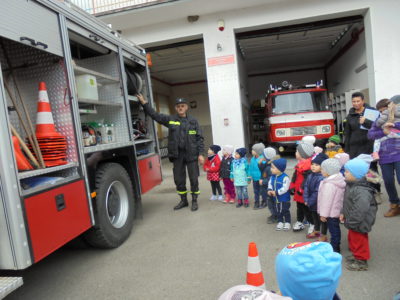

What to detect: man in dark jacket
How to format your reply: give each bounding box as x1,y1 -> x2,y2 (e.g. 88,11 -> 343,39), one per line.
137,94 -> 205,211
344,92 -> 375,158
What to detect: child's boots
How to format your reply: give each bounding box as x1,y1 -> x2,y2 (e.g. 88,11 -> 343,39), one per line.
223,193 -> 230,203
244,199 -> 249,208
253,200 -> 260,210
260,199 -> 267,209
236,200 -> 243,208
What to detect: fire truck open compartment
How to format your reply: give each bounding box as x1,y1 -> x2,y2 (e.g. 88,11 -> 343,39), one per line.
0,0 -> 162,278
235,15 -> 367,146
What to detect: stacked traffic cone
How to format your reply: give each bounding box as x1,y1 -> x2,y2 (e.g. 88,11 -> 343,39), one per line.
29,82 -> 67,167
12,136 -> 33,171
246,242 -> 266,289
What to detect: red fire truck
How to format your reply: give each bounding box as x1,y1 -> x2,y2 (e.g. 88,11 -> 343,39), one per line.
0,0 -> 161,296
265,80 -> 334,151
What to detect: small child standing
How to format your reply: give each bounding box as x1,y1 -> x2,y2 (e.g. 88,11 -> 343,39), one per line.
342,158 -> 378,271
268,158 -> 291,231
290,142 -> 314,232
318,159 -> 346,253
249,143 -> 266,209
230,148 -> 250,208
260,147 -> 279,223
303,153 -> 328,239
220,145 -> 235,204
325,135 -> 344,158
204,145 -> 223,201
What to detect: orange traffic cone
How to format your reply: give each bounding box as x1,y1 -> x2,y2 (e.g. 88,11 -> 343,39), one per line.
246,242 -> 266,289
12,136 -> 33,171
35,82 -> 62,138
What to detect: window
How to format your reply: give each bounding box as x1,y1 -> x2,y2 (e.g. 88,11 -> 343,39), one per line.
272,91 -> 328,115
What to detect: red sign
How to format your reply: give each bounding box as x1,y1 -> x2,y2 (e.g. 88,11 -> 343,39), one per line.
207,54 -> 235,67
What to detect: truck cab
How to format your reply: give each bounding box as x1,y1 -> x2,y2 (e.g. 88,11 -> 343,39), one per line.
265,81 -> 334,151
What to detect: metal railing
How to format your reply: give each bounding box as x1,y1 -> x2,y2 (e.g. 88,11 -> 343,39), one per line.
69,0 -> 163,14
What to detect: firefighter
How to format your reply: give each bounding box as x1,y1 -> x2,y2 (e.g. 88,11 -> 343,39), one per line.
137,94 -> 205,211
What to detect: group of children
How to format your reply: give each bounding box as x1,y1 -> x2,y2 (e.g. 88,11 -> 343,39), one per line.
204,134 -> 378,271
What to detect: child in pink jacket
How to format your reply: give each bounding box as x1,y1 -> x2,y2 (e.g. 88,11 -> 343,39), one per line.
318,158 -> 346,253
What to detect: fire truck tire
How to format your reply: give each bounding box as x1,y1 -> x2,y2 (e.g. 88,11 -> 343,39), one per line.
84,162 -> 135,248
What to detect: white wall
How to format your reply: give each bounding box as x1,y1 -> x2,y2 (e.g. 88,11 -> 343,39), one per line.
104,0 -> 400,144
326,31 -> 368,98
248,69 -> 325,102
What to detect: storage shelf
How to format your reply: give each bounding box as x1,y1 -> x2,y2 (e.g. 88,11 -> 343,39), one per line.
137,152 -> 156,160
73,65 -> 119,84
134,138 -> 152,144
83,141 -> 134,154
18,162 -> 79,180
21,175 -> 81,196
78,98 -> 123,107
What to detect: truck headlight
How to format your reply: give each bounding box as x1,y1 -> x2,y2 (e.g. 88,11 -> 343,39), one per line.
276,129 -> 286,137
321,125 -> 331,133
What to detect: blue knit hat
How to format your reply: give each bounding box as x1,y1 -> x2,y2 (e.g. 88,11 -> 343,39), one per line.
344,158 -> 370,179
312,153 -> 328,166
275,242 -> 342,300
209,145 -> 221,154
235,147 -> 247,158
272,158 -> 287,173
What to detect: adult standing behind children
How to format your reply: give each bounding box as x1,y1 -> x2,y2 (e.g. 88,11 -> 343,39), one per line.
137,94 -> 205,211
368,98 -> 400,217
344,92 -> 375,158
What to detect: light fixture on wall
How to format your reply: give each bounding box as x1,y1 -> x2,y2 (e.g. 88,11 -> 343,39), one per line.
217,43 -> 222,51
218,19 -> 225,31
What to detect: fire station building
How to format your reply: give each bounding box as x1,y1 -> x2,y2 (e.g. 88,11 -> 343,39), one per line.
85,0 -> 400,149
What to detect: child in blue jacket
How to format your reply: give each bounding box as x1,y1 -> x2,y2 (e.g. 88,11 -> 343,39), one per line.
260,147 -> 279,223
268,158 -> 291,231
230,148 -> 250,208
303,153 -> 328,239
249,143 -> 265,209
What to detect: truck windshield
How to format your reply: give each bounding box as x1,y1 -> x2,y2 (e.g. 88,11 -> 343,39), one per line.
272,91 -> 328,115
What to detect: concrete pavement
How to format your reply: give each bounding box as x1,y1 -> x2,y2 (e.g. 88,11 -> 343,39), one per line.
4,158 -> 400,299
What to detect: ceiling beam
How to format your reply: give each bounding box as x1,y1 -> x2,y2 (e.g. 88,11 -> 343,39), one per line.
146,38 -> 203,52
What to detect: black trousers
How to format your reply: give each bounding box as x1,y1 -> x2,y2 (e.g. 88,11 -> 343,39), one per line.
210,181 -> 222,195
296,202 -> 313,223
172,154 -> 199,195
312,211 -> 321,231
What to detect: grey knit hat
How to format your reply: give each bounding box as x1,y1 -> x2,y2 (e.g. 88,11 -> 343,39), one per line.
321,158 -> 341,176
263,147 -> 277,160
252,143 -> 265,156
296,142 -> 314,159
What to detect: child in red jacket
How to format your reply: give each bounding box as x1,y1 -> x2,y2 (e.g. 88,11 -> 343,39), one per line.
290,142 -> 314,232
204,145 -> 223,201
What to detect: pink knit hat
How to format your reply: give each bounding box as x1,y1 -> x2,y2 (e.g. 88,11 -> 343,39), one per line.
334,153 -> 350,167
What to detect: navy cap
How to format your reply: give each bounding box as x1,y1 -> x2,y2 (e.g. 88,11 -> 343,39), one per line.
175,98 -> 188,105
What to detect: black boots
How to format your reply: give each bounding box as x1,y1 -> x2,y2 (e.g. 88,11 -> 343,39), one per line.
174,194 -> 189,210
191,194 -> 198,211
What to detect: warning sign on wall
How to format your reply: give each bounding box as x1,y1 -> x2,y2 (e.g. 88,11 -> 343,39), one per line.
207,54 -> 235,67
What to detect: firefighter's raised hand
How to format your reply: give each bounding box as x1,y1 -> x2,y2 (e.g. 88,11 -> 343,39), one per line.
198,155 -> 205,165
136,93 -> 147,105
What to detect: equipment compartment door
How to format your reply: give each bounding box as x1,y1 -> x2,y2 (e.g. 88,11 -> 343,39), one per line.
138,155 -> 162,194
24,180 -> 91,262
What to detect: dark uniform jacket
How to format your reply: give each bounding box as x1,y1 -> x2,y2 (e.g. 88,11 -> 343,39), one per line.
342,178 -> 378,233
220,156 -> 233,179
143,103 -> 204,162
344,105 -> 375,158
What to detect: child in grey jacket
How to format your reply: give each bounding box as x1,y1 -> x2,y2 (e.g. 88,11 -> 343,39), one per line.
341,158 -> 378,271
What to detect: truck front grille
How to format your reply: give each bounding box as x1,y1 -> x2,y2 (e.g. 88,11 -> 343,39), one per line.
290,126 -> 317,136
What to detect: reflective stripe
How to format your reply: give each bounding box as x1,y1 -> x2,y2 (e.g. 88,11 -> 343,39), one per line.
191,191 -> 201,194
188,130 -> 196,134
169,121 -> 181,125
247,257 -> 262,274
36,112 -> 55,124
177,190 -> 187,194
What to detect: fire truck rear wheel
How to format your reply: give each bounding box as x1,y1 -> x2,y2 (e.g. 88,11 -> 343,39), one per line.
84,162 -> 135,248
